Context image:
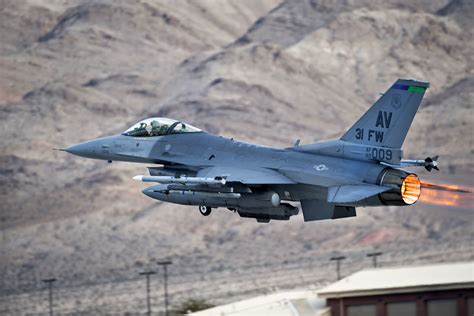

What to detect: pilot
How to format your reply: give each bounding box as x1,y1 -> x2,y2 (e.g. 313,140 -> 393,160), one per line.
145,123 -> 153,136
150,120 -> 160,136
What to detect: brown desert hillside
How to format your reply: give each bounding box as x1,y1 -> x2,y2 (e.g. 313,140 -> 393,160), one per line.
0,0 -> 472,314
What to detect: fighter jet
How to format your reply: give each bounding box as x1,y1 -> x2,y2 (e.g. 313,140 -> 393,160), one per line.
64,79 -> 443,223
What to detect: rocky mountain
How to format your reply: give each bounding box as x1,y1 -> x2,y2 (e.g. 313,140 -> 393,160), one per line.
0,0 -> 472,314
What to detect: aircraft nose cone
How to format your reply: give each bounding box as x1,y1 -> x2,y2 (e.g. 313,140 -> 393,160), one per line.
64,141 -> 96,158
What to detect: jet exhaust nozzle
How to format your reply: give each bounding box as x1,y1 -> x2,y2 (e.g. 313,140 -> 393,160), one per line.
378,169 -> 421,205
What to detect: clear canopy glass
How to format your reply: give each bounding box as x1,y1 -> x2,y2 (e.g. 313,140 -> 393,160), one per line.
122,118 -> 201,137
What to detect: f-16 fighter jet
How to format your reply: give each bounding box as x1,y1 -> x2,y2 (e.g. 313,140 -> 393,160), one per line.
64,79 -> 444,223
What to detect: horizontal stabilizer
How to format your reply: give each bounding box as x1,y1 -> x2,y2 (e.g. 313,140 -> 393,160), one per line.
328,184 -> 391,203
301,199 -> 356,222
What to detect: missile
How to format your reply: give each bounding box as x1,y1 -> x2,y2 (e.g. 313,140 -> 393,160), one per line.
133,175 -> 226,185
398,155 -> 440,172
147,189 -> 241,199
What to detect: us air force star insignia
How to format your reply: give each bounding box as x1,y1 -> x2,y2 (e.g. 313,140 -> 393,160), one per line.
391,94 -> 402,109
314,164 -> 329,171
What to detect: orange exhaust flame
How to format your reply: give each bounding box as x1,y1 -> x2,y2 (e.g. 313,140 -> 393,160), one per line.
419,182 -> 474,208
421,182 -> 471,193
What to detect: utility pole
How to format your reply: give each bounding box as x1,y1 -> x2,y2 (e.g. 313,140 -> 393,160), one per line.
42,278 -> 56,316
139,271 -> 156,316
366,252 -> 383,268
330,256 -> 346,280
157,260 -> 172,316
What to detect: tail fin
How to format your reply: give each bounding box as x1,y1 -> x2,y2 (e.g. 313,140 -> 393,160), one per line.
341,79 -> 429,149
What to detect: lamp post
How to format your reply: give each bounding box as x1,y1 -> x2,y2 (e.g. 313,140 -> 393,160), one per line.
366,252 -> 383,268
330,256 -> 346,280
157,261 -> 172,316
139,271 -> 156,316
42,278 -> 56,316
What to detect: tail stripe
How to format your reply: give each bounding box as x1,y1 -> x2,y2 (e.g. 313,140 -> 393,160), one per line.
393,83 -> 427,93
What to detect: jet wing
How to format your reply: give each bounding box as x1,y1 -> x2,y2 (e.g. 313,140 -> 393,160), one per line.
327,184 -> 391,203
197,167 -> 296,185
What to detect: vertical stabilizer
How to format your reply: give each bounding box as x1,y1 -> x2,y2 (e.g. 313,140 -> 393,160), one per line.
340,79 -> 429,149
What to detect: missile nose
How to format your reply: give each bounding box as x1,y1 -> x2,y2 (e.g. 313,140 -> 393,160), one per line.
64,141 -> 96,158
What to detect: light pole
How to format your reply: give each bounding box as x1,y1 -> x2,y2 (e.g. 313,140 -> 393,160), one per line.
139,271 -> 156,316
366,252 -> 383,268
330,256 -> 346,280
42,278 -> 56,316
157,260 -> 172,316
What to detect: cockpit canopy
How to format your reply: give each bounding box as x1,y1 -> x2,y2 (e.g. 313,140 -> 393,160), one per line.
122,118 -> 201,137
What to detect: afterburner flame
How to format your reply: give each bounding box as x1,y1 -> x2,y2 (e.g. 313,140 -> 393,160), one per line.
419,182 -> 473,208
401,174 -> 421,204
420,189 -> 460,207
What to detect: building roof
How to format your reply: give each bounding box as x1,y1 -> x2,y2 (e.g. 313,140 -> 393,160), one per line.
191,289 -> 329,316
318,261 -> 474,298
